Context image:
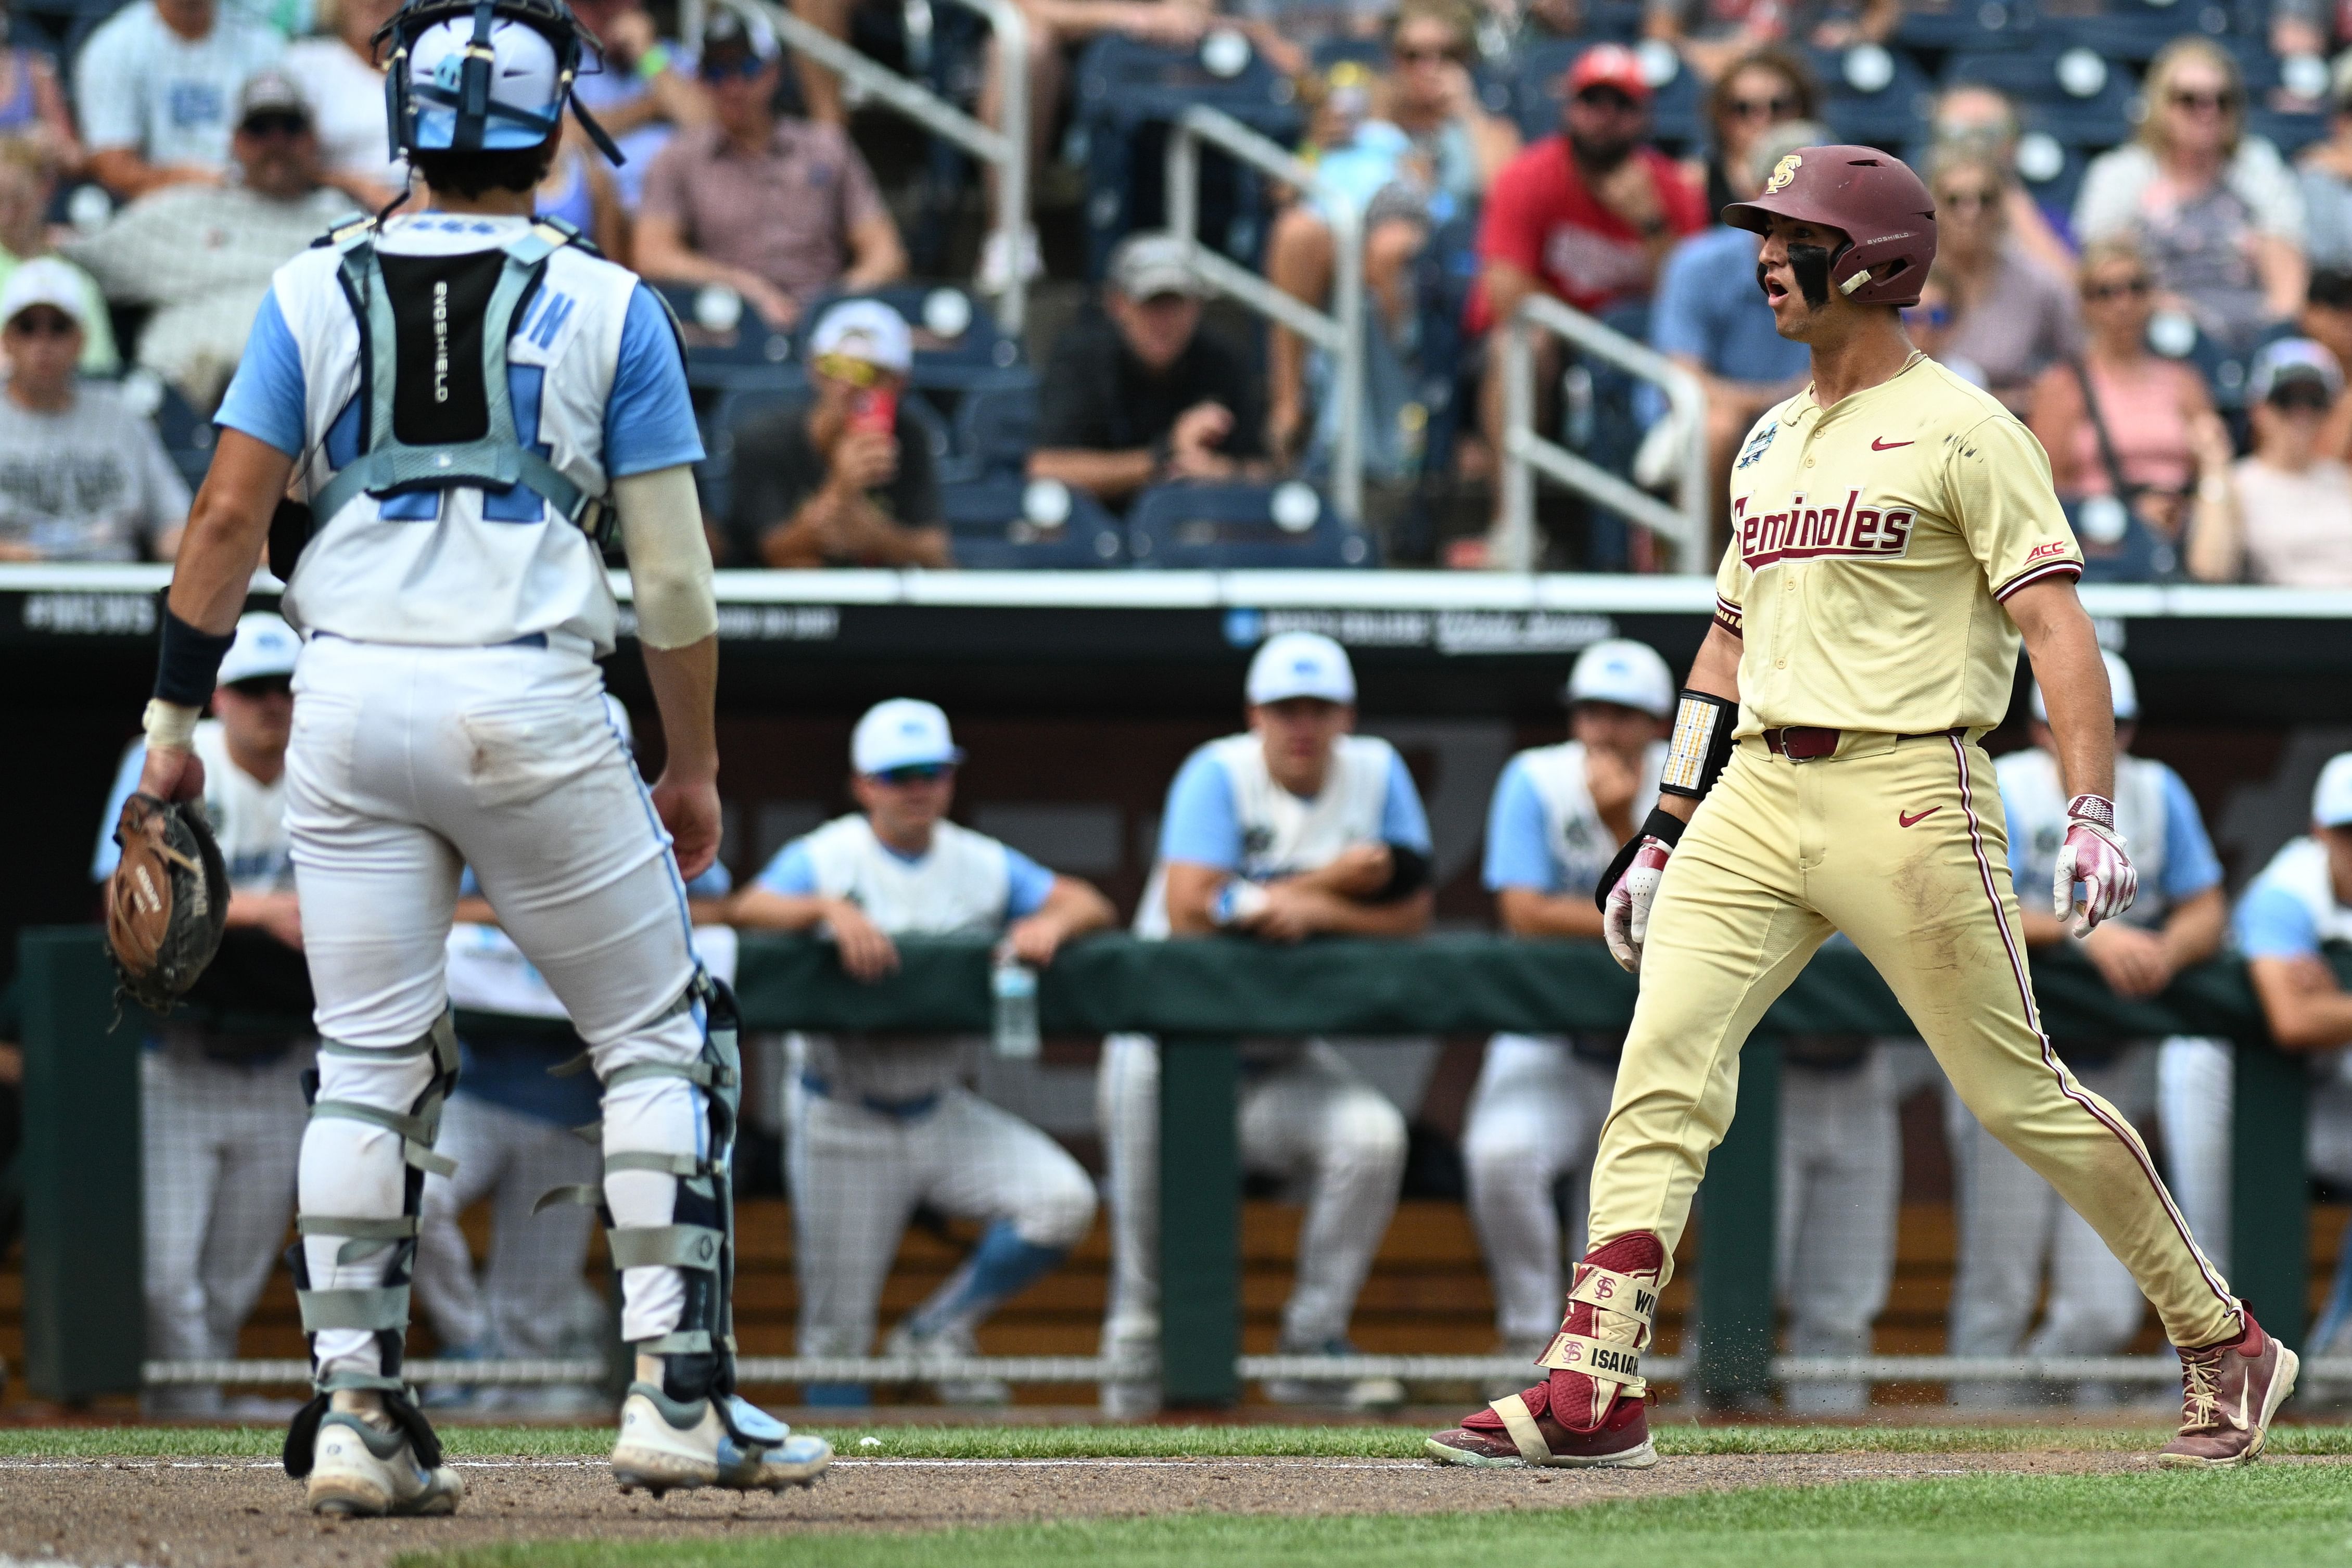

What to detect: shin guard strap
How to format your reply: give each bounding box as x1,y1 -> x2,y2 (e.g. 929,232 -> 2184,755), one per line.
297,1213 -> 421,1265
1490,1394 -> 1554,1464
1567,1264 -> 1659,1328
298,1284 -> 411,1333
607,1222 -> 723,1270
1537,1331 -> 1646,1394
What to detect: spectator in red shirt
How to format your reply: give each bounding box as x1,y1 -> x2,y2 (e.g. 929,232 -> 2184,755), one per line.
1457,44 -> 1705,568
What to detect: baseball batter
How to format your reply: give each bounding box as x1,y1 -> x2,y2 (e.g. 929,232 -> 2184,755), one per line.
1427,145 -> 2287,1471
129,0 -> 825,1514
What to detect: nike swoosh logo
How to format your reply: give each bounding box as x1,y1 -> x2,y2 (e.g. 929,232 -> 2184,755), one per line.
1899,808 -> 1941,828
1872,437 -> 1913,450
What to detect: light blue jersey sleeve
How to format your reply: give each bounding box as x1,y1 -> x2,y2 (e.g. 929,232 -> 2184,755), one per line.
1003,847 -> 1057,920
755,838 -> 819,896
1482,756 -> 1556,893
685,861 -> 733,898
1158,749 -> 1240,870
214,290 -> 308,457
2157,768 -> 2224,905
2235,878 -> 2320,960
603,283 -> 705,477
1380,749 -> 1433,853
90,741 -> 145,882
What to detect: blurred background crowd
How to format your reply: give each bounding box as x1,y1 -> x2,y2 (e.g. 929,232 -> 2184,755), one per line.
4,0 -> 2352,574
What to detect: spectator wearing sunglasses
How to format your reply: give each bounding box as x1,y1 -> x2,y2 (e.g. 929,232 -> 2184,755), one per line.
727,299 -> 950,568
562,0 -> 710,211
2028,236 -> 2234,556
0,258 -> 187,561
635,9 -> 906,331
1926,84 -> 2075,277
1685,47 -> 1814,217
1458,44 -> 1705,567
60,69 -> 352,412
1916,144 -> 2080,412
2075,36 -> 2307,354
2190,338 -> 2352,585
732,698 -> 1114,1405
0,137 -> 117,374
1644,0 -> 1895,83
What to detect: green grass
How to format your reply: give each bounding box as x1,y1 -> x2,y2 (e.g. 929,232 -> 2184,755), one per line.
11,1421 -> 2352,1460
397,1468 -> 2352,1568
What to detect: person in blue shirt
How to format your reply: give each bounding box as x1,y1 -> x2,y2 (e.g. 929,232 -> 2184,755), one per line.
1944,653 -> 2227,1405
731,698 -> 1113,1405
1648,118 -> 1815,536
1101,632 -> 1430,1417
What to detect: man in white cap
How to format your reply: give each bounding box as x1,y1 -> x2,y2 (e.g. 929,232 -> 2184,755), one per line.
1099,631 -> 1429,1414
0,256 -> 188,561
2235,754 -> 2352,1360
93,612 -> 309,1417
1030,231 -> 1269,511
726,298 -> 948,568
1463,638 -> 1672,1379
1942,651 -> 2227,1404
732,698 -> 1113,1404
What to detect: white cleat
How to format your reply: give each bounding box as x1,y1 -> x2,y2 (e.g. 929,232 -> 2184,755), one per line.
611,1384 -> 832,1496
305,1412 -> 464,1518
884,1321 -> 1011,1406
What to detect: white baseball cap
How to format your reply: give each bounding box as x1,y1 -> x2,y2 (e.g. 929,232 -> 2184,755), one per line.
408,16 -> 563,152
216,611 -> 300,686
810,298 -> 913,376
1245,631 -> 1356,706
2030,650 -> 2137,723
1565,638 -> 1674,719
851,698 -> 963,775
0,256 -> 86,330
2315,753 -> 2352,829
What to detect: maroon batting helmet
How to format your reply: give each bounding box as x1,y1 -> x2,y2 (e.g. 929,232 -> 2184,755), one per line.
1721,144 -> 1936,308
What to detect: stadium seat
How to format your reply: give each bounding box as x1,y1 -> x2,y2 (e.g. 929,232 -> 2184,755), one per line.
1126,479 -> 1376,568
940,380 -> 1040,485
653,282 -> 799,394
791,283 -> 1026,393
2008,128 -> 2088,225
1892,0 -> 2040,57
941,475 -> 1125,567
693,379 -> 946,534
2065,498 -> 2181,583
1806,44 -> 1937,148
1942,45 -> 2138,148
2049,7 -> 2216,66
2246,108 -> 2329,159
2143,309 -> 2265,411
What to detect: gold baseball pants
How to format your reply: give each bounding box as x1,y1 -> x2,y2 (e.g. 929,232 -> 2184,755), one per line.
1587,731 -> 2240,1350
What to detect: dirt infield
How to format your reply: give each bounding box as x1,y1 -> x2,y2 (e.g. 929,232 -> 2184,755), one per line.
0,1448 -> 2203,1567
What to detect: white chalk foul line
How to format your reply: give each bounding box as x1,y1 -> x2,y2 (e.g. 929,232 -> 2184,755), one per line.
0,1456 -> 1435,1473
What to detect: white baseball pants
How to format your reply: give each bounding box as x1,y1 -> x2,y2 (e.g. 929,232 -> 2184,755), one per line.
1944,1046 -> 2155,1404
285,635 -> 708,1381
1461,1036 -> 1616,1348
1776,1049 -> 1900,1413
1098,1035 -> 1407,1353
785,1069 -> 1097,1358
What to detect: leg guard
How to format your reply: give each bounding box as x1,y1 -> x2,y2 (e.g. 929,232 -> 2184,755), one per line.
283,1013 -> 460,1480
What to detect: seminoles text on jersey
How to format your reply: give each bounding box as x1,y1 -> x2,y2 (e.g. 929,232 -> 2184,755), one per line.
1734,489 -> 1916,568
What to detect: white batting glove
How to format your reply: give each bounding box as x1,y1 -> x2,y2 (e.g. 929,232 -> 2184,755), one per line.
2053,794 -> 2138,938
1603,836 -> 1674,973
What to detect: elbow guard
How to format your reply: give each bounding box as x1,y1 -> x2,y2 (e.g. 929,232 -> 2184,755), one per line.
614,466 -> 718,649
1376,843 -> 1431,903
1660,689 -> 1738,801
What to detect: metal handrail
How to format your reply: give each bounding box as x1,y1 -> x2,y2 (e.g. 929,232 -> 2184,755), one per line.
729,0 -> 1029,336
1501,292 -> 1708,573
1164,105 -> 1364,524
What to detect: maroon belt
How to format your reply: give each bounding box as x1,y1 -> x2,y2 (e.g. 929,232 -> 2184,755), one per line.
1762,725 -> 1963,760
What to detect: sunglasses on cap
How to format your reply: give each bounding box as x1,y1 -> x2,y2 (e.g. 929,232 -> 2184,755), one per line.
5,307 -> 75,337
2083,275 -> 2152,302
813,350 -> 894,387
240,110 -> 310,137
225,674 -> 294,698
870,762 -> 953,785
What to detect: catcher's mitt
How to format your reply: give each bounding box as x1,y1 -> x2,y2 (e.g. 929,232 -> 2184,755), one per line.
106,792 -> 231,1015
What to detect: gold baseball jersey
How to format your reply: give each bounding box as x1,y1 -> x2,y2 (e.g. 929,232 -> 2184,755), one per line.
1712,353 -> 2083,737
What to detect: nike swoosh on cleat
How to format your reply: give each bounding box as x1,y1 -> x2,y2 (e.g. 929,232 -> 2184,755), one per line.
1872,437 -> 1913,450
1899,808 -> 1940,827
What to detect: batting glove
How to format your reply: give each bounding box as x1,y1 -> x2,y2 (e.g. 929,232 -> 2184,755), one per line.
1603,836 -> 1674,973
2053,793 -> 2138,938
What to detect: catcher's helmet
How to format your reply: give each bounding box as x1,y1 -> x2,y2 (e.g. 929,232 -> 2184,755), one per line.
376,0 -> 624,165
1721,144 -> 1936,308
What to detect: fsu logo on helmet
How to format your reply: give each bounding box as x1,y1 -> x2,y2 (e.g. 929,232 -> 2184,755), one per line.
1765,154 -> 1802,194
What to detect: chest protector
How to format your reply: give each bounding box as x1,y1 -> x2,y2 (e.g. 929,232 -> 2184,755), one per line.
308,214 -> 611,540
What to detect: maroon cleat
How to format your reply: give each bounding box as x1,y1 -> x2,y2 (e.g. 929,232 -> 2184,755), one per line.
2158,1311 -> 2298,1470
1425,1232 -> 1664,1469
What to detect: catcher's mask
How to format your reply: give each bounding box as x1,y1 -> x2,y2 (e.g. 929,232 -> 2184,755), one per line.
376,0 -> 624,165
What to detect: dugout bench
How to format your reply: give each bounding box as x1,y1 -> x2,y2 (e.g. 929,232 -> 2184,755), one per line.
16,926 -> 2330,1405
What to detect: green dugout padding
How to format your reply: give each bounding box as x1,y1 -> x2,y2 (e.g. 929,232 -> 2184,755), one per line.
17,926 -> 2333,1404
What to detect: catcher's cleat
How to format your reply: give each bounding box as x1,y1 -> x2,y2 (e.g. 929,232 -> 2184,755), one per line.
304,1412 -> 465,1517
611,1383 -> 832,1495
2158,1311 -> 2298,1470
1427,1231 -> 1664,1469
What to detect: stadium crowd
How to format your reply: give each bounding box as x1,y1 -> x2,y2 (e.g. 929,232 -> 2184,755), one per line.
0,0 -> 2347,572
74,620 -> 2352,1415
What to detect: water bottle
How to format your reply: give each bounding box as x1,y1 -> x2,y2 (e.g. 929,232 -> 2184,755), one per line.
991,951 -> 1040,1060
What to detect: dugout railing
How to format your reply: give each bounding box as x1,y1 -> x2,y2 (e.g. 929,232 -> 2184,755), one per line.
14,927 -> 2337,1405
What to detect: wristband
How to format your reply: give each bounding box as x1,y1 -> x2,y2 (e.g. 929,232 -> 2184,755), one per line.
143,698 -> 200,750
2065,793 -> 2116,831
1212,879 -> 1270,927
1592,807 -> 1686,914
154,605 -> 236,706
638,43 -> 670,77
1660,689 -> 1738,800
